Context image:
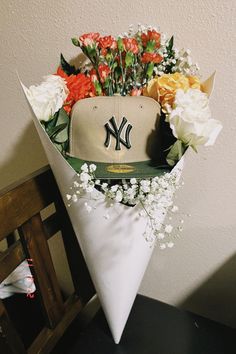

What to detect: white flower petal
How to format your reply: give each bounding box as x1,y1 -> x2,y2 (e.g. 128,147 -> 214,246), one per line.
26,75 -> 68,121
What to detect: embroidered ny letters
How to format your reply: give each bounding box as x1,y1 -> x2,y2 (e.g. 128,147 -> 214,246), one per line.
104,116 -> 132,150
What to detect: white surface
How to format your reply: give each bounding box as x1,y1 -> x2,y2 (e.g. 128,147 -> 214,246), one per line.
1,0 -> 236,328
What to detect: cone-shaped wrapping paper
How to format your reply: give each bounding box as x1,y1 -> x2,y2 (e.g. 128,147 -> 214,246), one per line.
21,83 -> 184,343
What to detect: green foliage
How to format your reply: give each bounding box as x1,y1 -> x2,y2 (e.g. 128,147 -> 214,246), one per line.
114,66 -> 122,92
104,77 -> 110,89
166,140 -> 186,166
45,108 -> 69,155
112,61 -> 118,70
60,54 -> 80,76
105,53 -> 113,63
164,36 -> 175,74
86,46 -> 96,58
167,36 -> 174,51
146,63 -> 154,78
71,37 -> 80,47
94,80 -> 102,95
48,123 -> 67,139
117,37 -> 124,51
125,52 -> 134,67
146,41 -> 155,53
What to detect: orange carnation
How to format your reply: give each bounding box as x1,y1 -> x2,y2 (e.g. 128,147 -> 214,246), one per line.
141,52 -> 163,64
122,38 -> 139,54
79,32 -> 100,47
141,30 -> 161,49
98,36 -> 117,50
98,64 -> 111,83
56,67 -> 95,114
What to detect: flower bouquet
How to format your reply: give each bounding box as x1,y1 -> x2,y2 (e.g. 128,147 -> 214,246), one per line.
21,24 -> 222,343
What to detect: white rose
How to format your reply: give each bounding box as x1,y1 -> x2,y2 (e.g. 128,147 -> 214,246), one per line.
169,89 -> 222,148
25,75 -> 68,121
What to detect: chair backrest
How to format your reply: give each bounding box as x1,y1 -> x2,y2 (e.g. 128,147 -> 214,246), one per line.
0,166 -> 95,354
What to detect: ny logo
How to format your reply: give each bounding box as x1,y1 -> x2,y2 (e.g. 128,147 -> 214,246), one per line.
104,116 -> 132,151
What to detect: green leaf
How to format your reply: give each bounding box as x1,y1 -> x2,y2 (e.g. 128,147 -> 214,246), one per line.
166,140 -> 186,166
48,123 -> 68,139
54,131 -> 68,144
71,37 -> 80,47
168,36 -> 174,50
60,53 -> 80,75
47,108 -> 68,139
53,108 -> 69,143
57,107 -> 69,125
45,113 -> 58,131
44,108 -> 69,154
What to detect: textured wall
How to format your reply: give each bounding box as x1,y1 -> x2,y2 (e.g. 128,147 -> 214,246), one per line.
1,0 -> 236,327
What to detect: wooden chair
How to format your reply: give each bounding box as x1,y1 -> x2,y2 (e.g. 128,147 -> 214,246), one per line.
0,166 -> 95,353
1,166 -> 236,354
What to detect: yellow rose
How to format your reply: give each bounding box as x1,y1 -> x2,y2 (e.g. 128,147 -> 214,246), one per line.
157,72 -> 189,91
188,75 -> 201,90
143,78 -> 159,101
144,73 -> 201,111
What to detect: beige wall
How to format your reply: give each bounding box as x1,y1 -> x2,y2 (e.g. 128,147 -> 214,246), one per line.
1,0 -> 236,327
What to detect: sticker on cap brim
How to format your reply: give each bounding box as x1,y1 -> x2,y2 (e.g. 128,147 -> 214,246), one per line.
106,164 -> 135,174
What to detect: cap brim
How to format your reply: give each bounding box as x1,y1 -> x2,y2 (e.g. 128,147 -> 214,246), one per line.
66,156 -> 171,179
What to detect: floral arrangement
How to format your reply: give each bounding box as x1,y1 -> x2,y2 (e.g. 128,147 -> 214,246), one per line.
25,25 -> 222,248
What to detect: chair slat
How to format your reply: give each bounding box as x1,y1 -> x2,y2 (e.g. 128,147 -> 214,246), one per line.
0,170 -> 55,241
0,240 -> 25,283
0,300 -> 26,354
6,233 -> 16,247
43,213 -> 61,240
19,214 -> 64,328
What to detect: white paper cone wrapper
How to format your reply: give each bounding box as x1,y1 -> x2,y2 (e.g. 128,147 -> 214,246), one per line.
21,83 -> 184,343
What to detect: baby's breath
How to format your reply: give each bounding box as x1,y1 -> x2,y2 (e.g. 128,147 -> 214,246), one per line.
67,163 -> 184,249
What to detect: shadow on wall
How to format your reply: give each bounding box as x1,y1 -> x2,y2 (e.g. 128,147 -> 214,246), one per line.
179,253 -> 236,329
0,121 -> 47,189
1,52 -> 87,191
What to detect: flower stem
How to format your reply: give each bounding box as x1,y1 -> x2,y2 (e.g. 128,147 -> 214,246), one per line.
119,50 -> 125,95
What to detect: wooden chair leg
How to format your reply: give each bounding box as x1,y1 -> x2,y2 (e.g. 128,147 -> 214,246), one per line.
0,300 -> 26,354
19,214 -> 64,328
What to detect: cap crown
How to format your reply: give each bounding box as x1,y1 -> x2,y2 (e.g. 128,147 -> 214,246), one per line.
69,96 -> 161,163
